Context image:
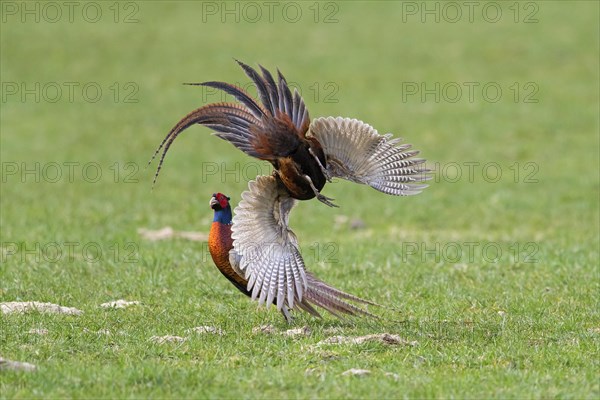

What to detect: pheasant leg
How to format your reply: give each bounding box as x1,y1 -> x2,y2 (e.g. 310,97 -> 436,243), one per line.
303,175 -> 338,208
308,147 -> 332,182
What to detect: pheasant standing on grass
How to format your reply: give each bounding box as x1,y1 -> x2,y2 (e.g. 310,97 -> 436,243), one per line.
208,186 -> 376,321
150,60 -> 430,207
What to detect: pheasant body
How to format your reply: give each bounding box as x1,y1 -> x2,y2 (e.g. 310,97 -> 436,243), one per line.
207,192 -> 377,321
274,143 -> 327,201
151,60 -> 429,208
207,197 -> 248,296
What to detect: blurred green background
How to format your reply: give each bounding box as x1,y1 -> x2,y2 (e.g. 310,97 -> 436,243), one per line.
1,1 -> 598,398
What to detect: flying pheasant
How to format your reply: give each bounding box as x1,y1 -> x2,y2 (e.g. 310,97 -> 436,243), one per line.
150,60 -> 429,207
208,183 -> 376,321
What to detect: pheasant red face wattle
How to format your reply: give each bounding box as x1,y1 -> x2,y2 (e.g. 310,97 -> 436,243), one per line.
214,193 -> 229,208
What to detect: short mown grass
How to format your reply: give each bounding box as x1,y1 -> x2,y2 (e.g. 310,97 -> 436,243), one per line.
1,1 -> 598,398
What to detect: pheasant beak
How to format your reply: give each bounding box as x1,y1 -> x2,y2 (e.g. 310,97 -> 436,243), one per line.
209,196 -> 219,209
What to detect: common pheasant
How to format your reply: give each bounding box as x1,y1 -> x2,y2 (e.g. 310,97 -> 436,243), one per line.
208,186 -> 376,321
151,60 -> 429,207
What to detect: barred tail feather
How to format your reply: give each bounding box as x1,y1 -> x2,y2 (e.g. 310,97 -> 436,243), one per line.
235,59 -> 276,116
258,64 -> 281,116
192,81 -> 266,119
300,273 -> 378,318
149,103 -> 262,186
235,59 -> 309,133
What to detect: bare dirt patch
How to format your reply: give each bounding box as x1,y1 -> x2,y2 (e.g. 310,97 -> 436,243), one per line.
138,227 -> 208,242
0,357 -> 37,372
188,326 -> 224,335
341,368 -> 370,376
1,301 -> 82,315
150,335 -> 186,344
100,300 -> 140,309
318,333 -> 418,346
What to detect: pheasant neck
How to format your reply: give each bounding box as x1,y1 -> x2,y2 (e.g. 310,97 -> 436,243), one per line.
213,207 -> 232,224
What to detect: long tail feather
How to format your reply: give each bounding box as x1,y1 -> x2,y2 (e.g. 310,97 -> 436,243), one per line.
191,81 -> 266,119
235,60 -> 309,132
235,59 -> 276,116
149,103 -> 262,186
300,273 -> 379,318
259,65 -> 281,116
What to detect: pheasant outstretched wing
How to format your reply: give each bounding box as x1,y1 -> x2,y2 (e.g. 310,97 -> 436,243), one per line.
307,117 -> 430,196
231,175 -> 307,311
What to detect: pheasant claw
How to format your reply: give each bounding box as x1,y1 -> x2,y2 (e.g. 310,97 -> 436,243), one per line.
317,193 -> 339,208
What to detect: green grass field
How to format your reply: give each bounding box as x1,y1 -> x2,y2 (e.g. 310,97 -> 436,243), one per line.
1,1 -> 598,398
